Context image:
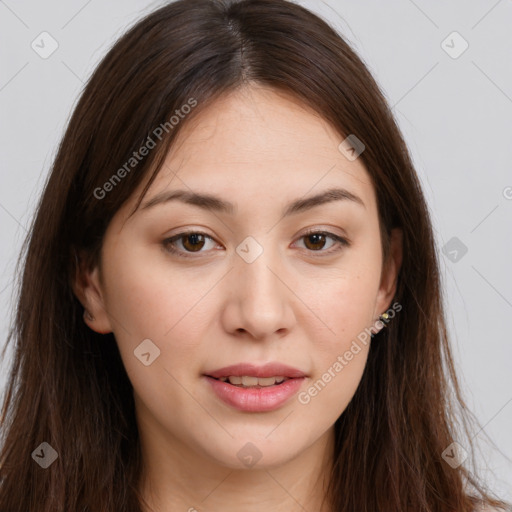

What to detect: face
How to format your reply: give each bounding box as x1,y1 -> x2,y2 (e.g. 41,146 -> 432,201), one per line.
77,85 -> 402,472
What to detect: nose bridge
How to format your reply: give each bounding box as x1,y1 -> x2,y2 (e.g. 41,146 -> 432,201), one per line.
229,233 -> 292,337
235,233 -> 283,300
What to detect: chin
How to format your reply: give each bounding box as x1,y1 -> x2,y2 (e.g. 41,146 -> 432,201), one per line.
201,438 -> 301,470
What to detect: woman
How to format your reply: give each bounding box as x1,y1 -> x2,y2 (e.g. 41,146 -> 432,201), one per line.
0,0 -> 508,510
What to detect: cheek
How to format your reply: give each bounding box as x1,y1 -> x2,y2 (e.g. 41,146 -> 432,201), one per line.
100,246 -> 220,389
304,251 -> 381,352
100,249 -> 216,420
298,343 -> 369,431
296,244 -> 380,416
332,273 -> 379,339
299,275 -> 374,420
102,243 -> 215,340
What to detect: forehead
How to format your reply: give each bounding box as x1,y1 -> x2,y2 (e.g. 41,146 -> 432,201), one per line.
149,86 -> 374,203
171,86 -> 357,167
117,85 -> 379,231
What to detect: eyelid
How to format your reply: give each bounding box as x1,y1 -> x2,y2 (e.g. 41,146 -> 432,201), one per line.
162,230 -> 219,258
162,228 -> 350,258
295,228 -> 350,255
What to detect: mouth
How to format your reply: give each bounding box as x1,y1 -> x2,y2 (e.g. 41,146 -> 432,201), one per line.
203,362 -> 307,412
205,361 -> 307,380
210,375 -> 290,388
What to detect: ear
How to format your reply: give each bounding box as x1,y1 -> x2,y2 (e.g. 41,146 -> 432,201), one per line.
72,252 -> 113,334
374,227 -> 403,318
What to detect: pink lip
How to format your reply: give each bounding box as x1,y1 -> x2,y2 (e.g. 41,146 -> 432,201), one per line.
204,363 -> 308,412
205,362 -> 307,379
204,375 -> 305,412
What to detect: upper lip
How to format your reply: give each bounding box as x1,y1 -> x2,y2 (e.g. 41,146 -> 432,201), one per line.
205,362 -> 307,379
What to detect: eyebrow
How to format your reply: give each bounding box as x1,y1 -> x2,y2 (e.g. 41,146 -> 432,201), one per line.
140,186 -> 365,216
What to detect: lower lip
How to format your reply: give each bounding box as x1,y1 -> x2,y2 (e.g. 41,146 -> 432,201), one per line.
204,376 -> 305,412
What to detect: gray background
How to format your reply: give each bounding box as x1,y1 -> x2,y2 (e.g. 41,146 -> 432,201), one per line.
1,0 -> 511,500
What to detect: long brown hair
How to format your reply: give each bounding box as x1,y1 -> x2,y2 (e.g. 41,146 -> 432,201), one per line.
0,0 -> 508,510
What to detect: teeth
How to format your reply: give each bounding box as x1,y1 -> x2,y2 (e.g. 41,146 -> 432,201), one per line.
241,376 -> 258,386
218,376 -> 288,387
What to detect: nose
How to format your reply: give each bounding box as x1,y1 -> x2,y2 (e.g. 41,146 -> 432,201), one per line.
221,244 -> 296,341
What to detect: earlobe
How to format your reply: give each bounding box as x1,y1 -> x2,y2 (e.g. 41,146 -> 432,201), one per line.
72,257 -> 113,335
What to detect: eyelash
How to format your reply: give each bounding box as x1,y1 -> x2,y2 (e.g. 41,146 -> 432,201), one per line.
162,229 -> 350,259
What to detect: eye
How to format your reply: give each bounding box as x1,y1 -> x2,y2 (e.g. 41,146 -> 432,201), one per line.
293,229 -> 349,256
162,229 -> 349,258
162,231 -> 219,258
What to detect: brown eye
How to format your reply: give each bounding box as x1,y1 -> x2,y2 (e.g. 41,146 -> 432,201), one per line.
181,233 -> 207,252
163,231 -> 218,257
303,233 -> 328,251
163,229 -> 349,259
294,230 -> 349,256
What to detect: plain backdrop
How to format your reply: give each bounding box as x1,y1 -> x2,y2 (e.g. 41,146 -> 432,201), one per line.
1,0 -> 511,501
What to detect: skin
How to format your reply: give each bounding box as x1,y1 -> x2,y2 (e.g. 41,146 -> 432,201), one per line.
75,85 -> 402,512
